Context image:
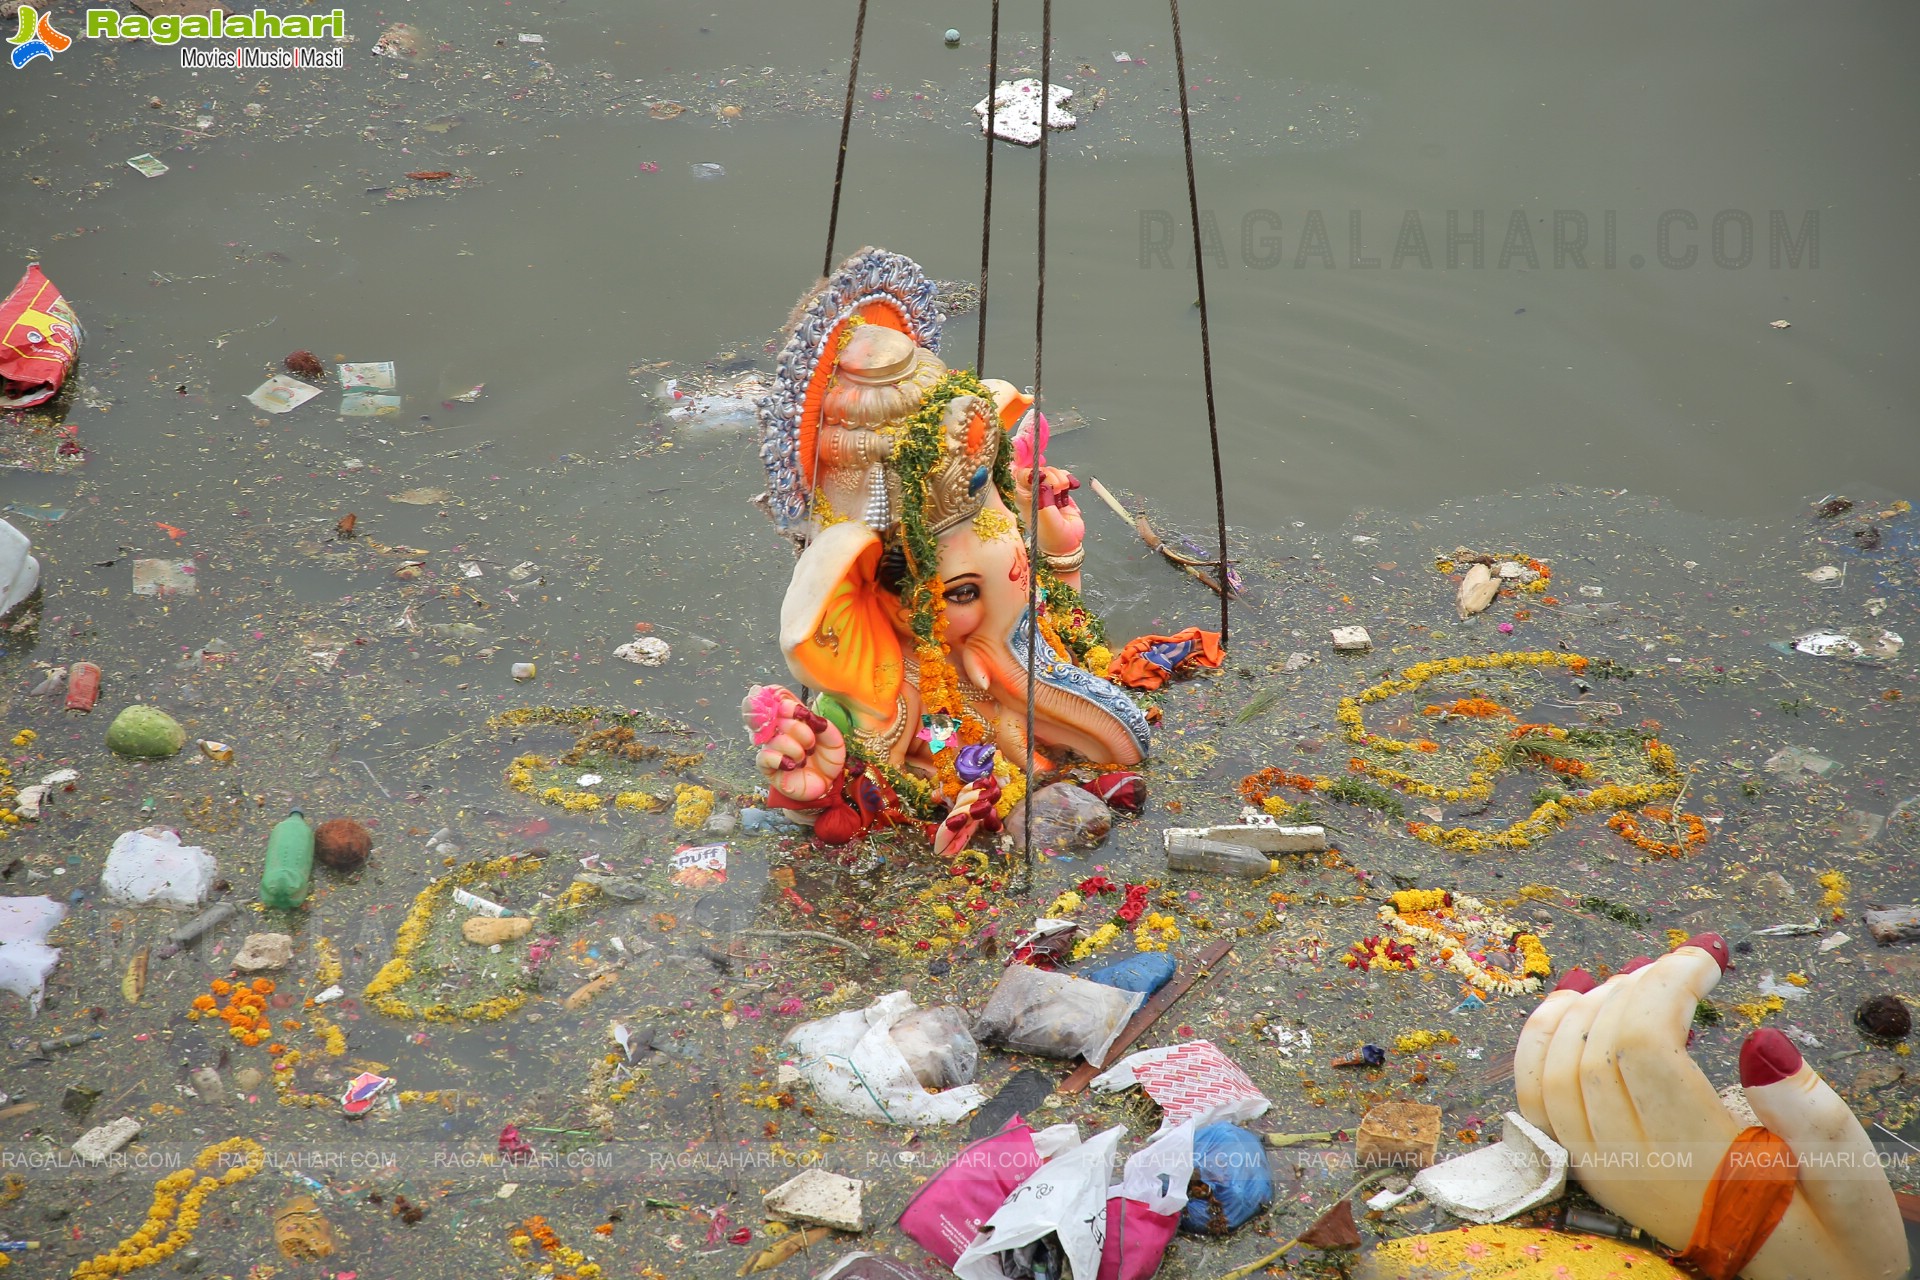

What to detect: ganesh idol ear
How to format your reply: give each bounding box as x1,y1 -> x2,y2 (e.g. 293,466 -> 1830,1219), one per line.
980,378 -> 1034,433
779,521 -> 906,722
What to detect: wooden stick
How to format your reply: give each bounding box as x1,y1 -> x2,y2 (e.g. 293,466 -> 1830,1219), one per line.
1215,1171 -> 1386,1280
1089,478 -> 1232,598
736,928 -> 874,960
1058,937 -> 1233,1094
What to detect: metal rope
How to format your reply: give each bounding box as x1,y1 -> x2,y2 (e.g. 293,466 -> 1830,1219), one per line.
1169,0 -> 1231,644
821,0 -> 871,277
1020,0 -> 1053,881
975,0 -> 1002,372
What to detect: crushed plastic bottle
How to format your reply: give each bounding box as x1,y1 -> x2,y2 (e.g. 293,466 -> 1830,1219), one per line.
1164,833 -> 1278,878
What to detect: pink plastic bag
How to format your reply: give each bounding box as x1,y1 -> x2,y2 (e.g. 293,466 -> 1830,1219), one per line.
1097,1199 -> 1181,1280
897,1122 -> 1042,1267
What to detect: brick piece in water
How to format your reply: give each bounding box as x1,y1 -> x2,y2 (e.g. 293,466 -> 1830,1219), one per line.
235,932 -> 294,972
1330,626 -> 1372,652
73,1116 -> 142,1163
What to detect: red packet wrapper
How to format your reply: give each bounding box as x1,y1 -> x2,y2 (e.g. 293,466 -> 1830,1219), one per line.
1,266 -> 83,409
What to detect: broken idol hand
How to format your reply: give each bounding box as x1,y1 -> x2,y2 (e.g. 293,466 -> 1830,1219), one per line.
932,752 -> 1003,861
743,684 -> 846,811
1513,936 -> 1906,1280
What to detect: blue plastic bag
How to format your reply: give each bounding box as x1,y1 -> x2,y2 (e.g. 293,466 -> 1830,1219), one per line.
1081,951 -> 1177,996
1179,1123 -> 1272,1234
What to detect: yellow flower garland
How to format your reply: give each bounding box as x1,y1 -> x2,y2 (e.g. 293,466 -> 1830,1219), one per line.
1070,921 -> 1123,960
1269,651 -> 1684,851
1134,911 -> 1180,953
672,783 -> 715,829
1377,892 -> 1552,995
363,854 -> 584,1022
71,1138 -> 264,1278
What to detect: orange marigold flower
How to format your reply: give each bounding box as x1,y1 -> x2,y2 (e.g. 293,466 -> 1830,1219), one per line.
192,994 -> 217,1011
281,1020 -> 302,1030
593,1224 -> 614,1236
267,1043 -> 286,1055
1348,757 -> 1367,772
210,979 -> 232,995
1413,740 -> 1439,753
251,979 -> 276,995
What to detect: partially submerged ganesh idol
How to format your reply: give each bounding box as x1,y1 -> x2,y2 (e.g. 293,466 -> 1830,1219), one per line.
743,248 -> 1149,847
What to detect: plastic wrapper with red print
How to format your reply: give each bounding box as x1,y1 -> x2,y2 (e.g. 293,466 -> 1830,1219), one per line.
1,266 -> 83,409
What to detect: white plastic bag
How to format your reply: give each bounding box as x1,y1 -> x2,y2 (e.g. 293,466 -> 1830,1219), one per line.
0,894 -> 66,1012
887,1004 -> 979,1090
974,965 -> 1143,1063
953,1125 -> 1125,1280
1112,1118 -> 1199,1216
101,828 -> 217,909
0,518 -> 40,620
783,991 -> 986,1126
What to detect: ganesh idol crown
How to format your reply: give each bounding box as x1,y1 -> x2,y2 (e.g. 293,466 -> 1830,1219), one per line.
741,248 -> 1149,841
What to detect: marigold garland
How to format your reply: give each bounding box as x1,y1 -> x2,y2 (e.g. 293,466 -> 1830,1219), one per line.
71,1138 -> 264,1278
1607,807 -> 1708,859
494,707 -> 704,814
363,853 -> 585,1022
1424,698 -> 1514,720
1258,649 -> 1689,854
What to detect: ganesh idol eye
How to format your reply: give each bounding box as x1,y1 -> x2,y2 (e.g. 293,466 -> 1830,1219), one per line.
942,581 -> 981,605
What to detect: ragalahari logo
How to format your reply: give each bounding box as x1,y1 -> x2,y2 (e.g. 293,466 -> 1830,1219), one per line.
9,4 -> 72,67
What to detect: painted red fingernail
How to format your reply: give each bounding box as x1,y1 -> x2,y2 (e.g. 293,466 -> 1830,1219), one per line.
1620,956 -> 1656,974
1739,1028 -> 1802,1087
1685,933 -> 1731,972
1554,969 -> 1597,994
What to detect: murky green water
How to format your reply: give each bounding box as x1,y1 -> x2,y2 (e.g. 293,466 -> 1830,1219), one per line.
2,1 -> 1918,1276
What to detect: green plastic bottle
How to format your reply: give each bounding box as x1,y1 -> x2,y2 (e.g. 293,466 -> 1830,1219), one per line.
260,809 -> 315,909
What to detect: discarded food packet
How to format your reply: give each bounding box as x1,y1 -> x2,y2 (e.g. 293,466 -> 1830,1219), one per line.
339,391 -> 403,417
690,162 -> 726,180
247,375 -> 321,414
127,153 -> 170,178
341,1071 -> 394,1117
0,265 -> 84,409
669,843 -> 727,888
337,360 -> 397,390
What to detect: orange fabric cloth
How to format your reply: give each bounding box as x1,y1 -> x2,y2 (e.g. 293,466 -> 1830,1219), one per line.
1107,628 -> 1226,691
1676,1126 -> 1799,1280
